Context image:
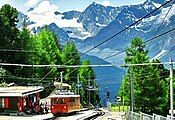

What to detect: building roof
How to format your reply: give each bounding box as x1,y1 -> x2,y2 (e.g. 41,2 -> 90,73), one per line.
0,86 -> 44,97
49,94 -> 80,98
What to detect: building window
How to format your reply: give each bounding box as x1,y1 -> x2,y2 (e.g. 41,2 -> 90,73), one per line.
23,98 -> 26,106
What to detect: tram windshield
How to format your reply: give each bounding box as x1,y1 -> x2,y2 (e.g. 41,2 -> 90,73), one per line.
51,98 -> 58,105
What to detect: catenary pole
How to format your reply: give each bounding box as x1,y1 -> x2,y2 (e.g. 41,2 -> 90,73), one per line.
88,76 -> 91,104
170,58 -> 174,119
60,71 -> 63,91
77,73 -> 80,95
130,71 -> 134,112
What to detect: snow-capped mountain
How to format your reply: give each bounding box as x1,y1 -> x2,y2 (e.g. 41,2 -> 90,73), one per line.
22,1 -> 122,41
18,0 -> 175,61
17,0 -> 175,103
78,0 -> 175,64
77,2 -> 122,36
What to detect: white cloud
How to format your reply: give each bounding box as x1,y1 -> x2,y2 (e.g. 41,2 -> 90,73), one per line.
25,0 -> 40,7
93,0 -> 111,7
0,0 -> 11,7
101,1 -> 111,7
27,1 -> 83,28
30,0 -> 58,13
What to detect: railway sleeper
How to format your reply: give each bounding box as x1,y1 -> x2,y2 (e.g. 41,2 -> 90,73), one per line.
80,111 -> 105,120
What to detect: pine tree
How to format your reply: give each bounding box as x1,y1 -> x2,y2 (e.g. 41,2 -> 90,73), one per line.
119,37 -> 168,114
0,4 -> 19,75
61,41 -> 80,84
142,60 -> 168,114
32,27 -> 62,80
79,59 -> 97,105
13,21 -> 32,77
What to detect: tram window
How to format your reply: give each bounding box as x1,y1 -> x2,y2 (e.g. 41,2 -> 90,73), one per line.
75,98 -> 80,105
60,98 -> 65,104
52,98 -> 58,105
0,98 -> 4,108
70,98 -> 75,103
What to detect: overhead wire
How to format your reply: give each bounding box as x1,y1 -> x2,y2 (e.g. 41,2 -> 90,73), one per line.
98,74 -> 170,86
0,62 -> 171,87
83,0 -> 173,54
62,35 -> 117,82
104,27 -> 175,59
103,15 -> 139,59
104,0 -> 175,60
37,0 -> 173,84
38,68 -> 55,82
1,61 -> 170,75
60,0 -> 173,71
62,3 -> 121,83
78,2 -> 119,50
1,0 -> 173,85
147,0 -> 175,48
0,49 -> 37,53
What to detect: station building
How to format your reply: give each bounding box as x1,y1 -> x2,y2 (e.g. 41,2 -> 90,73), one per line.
0,86 -> 43,113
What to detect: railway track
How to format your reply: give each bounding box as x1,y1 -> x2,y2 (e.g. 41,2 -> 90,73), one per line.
77,109 -> 105,120
44,109 -> 105,120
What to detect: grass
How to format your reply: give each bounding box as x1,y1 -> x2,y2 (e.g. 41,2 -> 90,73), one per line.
111,105 -> 129,112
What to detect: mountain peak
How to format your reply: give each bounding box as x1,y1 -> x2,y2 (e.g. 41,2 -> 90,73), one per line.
92,2 -> 97,5
91,2 -> 101,6
27,7 -> 34,12
90,2 -> 107,8
54,11 -> 61,15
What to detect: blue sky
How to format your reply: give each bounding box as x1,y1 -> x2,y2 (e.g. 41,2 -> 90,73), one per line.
0,0 -> 146,13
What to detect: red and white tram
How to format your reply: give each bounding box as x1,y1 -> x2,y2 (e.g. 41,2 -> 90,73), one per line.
50,94 -> 81,116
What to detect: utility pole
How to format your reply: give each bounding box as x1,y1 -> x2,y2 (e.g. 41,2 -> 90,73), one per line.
122,80 -> 125,112
94,79 -> 96,105
130,71 -> 134,112
170,58 -> 174,119
60,71 -> 63,91
77,73 -> 80,95
88,76 -> 91,104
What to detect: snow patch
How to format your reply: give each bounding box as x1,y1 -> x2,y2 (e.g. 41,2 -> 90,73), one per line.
143,1 -> 155,10
151,38 -> 171,60
152,2 -> 161,8
142,15 -> 157,23
96,23 -> 107,27
151,49 -> 167,60
157,5 -> 175,24
68,27 -> 92,40
96,17 -> 98,21
101,48 -> 120,58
